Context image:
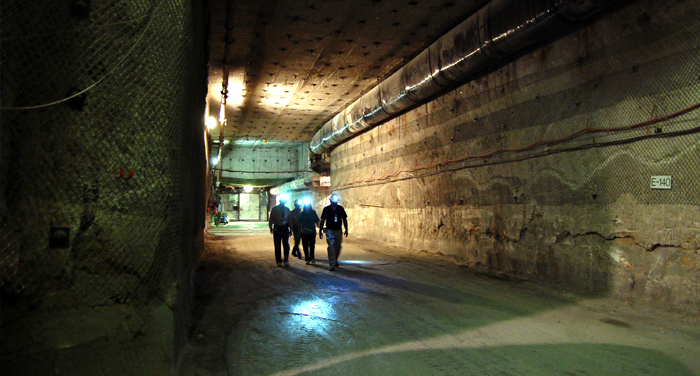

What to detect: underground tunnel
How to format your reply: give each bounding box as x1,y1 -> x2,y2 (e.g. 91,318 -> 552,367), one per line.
1,0 -> 699,375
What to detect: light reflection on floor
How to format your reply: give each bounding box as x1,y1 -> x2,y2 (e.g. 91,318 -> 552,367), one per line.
267,304 -> 693,376
183,234 -> 700,376
292,299 -> 335,321
207,221 -> 269,236
282,298 -> 340,338
338,260 -> 372,265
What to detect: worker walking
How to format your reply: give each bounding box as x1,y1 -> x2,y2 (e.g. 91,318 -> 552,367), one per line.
208,201 -> 219,227
290,199 -> 303,259
319,193 -> 348,271
269,193 -> 292,267
298,197 -> 320,265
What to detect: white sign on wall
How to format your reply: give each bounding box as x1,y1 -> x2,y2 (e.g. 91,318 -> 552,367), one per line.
312,176 -> 331,187
650,176 -> 672,190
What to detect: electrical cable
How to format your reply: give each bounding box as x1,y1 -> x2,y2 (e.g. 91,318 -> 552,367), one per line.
1,1 -> 163,111
338,125 -> 700,190
214,168 -> 314,174
1,15 -> 150,41
339,102 -> 700,189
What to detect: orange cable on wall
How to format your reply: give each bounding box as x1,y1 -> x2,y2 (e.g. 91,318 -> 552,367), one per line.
343,102 -> 700,187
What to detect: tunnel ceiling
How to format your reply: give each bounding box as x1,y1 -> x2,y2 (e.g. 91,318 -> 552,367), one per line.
207,0 -> 489,146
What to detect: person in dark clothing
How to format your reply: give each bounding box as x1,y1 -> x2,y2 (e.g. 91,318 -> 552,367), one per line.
298,198 -> 320,265
290,199 -> 303,259
269,193 -> 292,267
319,193 -> 348,271
208,201 -> 220,227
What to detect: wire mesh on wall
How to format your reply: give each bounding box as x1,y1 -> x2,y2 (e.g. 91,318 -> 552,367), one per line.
331,0 -> 700,207
0,0 -> 206,318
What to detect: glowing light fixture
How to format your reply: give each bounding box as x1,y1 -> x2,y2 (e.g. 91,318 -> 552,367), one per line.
218,103 -> 226,123
243,185 -> 253,193
211,156 -> 220,165
206,117 -> 217,129
227,81 -> 245,105
261,85 -> 294,107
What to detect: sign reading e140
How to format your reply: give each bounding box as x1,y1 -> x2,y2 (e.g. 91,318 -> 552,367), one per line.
650,176 -> 672,189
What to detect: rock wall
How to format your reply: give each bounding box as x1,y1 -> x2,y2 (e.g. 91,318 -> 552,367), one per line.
219,144 -> 303,186
329,0 -> 700,311
0,0 -> 208,374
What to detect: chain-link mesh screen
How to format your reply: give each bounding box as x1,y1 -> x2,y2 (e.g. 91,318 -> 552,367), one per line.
328,0 -> 700,292
1,0 -> 207,372
334,1 -> 700,208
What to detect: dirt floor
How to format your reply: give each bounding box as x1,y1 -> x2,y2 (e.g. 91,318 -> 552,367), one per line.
180,222 -> 700,376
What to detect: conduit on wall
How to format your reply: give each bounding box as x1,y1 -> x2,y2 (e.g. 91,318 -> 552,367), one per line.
309,0 -> 621,155
270,174 -> 317,195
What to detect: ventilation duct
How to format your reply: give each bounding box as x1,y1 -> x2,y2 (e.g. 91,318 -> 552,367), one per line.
270,174 -> 316,195
310,0 -> 621,155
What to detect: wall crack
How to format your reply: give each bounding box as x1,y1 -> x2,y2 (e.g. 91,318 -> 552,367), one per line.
646,243 -> 683,252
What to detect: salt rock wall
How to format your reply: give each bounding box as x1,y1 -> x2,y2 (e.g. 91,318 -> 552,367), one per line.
330,0 -> 700,312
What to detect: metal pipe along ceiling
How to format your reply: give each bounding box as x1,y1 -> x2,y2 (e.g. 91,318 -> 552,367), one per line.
224,0 -> 236,65
309,0 -> 620,155
270,174 -> 316,195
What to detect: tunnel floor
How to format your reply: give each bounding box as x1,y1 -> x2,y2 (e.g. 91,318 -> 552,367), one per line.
180,223 -> 700,375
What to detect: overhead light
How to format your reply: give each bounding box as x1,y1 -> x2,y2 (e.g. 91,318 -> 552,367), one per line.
211,156 -> 220,165
243,185 -> 253,193
227,81 -> 245,105
206,117 -> 217,129
219,103 -> 226,123
261,85 -> 294,107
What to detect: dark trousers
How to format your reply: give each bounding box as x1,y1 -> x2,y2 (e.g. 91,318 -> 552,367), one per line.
291,225 -> 301,256
273,225 -> 290,263
301,233 -> 316,261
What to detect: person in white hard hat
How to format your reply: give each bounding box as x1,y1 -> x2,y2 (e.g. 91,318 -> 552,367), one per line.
319,193 -> 348,271
298,197 -> 320,265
